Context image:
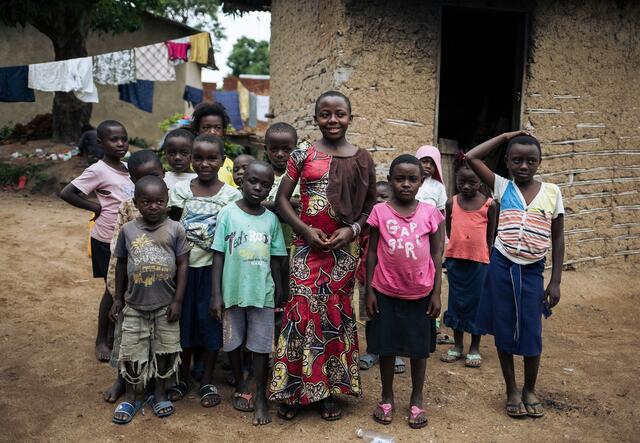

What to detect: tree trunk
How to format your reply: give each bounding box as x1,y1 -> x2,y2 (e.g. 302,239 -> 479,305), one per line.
33,3 -> 96,142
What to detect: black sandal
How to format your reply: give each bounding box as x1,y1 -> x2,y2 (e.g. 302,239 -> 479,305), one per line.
199,384 -> 221,408
277,403 -> 299,420
166,381 -> 189,401
319,397 -> 342,421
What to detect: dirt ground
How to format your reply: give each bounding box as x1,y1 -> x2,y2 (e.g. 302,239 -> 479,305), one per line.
0,188 -> 639,442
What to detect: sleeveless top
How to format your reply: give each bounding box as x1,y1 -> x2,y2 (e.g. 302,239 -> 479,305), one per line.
445,195 -> 493,264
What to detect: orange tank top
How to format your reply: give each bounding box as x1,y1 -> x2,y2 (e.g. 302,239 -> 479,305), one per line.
445,195 -> 492,264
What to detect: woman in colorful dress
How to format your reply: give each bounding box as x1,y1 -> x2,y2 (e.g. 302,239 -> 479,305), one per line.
269,91 -> 377,421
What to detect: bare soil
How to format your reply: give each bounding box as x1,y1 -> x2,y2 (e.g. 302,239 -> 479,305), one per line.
0,191 -> 638,442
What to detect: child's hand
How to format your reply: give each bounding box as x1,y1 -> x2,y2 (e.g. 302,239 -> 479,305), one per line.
108,299 -> 123,323
209,297 -> 223,322
426,294 -> 441,318
544,281 -> 561,308
366,289 -> 378,318
166,301 -> 182,322
505,129 -> 531,140
303,226 -> 331,250
91,207 -> 102,221
328,227 -> 354,250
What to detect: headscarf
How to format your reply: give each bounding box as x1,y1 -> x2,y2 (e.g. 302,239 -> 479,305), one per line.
415,145 -> 444,184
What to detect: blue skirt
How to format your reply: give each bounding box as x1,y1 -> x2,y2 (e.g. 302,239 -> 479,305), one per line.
443,258 -> 487,335
180,266 -> 222,351
475,249 -> 545,357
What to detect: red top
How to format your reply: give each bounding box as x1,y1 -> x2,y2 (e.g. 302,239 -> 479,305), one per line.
445,195 -> 493,264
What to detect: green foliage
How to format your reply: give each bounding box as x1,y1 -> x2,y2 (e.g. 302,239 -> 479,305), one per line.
151,0 -> 225,44
0,162 -> 45,186
129,137 -> 150,149
0,126 -> 14,142
92,0 -> 161,34
227,37 -> 269,76
224,140 -> 243,159
158,113 -> 185,133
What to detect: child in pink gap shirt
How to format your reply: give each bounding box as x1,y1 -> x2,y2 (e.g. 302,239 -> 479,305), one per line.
365,154 -> 444,430
60,120 -> 134,363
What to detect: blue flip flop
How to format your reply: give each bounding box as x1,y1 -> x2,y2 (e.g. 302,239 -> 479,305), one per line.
153,399 -> 175,417
112,400 -> 143,424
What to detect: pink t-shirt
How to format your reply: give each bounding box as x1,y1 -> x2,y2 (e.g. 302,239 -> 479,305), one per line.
71,160 -> 134,243
367,201 -> 444,300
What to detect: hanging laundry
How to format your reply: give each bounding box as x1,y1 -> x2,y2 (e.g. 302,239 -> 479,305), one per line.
0,66 -> 35,102
166,41 -> 190,63
237,80 -> 250,122
183,85 -> 203,107
118,80 -> 154,113
28,57 -> 98,103
134,43 -> 175,81
256,95 -> 270,122
213,91 -> 243,130
249,92 -> 257,128
189,32 -> 213,65
93,50 -> 135,85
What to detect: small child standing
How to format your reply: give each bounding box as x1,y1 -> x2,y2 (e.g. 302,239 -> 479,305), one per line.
60,120 -> 135,362
103,150 -> 165,404
163,128 -> 196,189
415,145 -> 447,212
211,161 -> 287,426
167,134 -> 241,407
440,163 -> 497,368
232,154 -> 256,187
356,181 -> 403,372
366,154 -> 444,429
466,130 -> 564,419
111,176 -> 190,423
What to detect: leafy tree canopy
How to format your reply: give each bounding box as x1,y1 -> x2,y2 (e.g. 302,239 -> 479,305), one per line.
227,36 -> 269,76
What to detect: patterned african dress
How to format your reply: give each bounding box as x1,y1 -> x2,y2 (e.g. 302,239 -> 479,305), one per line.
269,145 -> 363,405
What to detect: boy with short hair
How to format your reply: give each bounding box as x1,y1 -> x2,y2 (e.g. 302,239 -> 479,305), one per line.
111,176 -> 190,424
163,128 -> 196,188
210,161 -> 287,426
232,154 -> 255,187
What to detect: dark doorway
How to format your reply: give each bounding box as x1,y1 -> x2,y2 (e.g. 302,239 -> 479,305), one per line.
436,7 -> 527,178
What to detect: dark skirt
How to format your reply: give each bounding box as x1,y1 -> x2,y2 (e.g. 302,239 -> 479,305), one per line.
90,237 -> 111,279
475,249 -> 546,357
443,258 -> 487,335
367,289 -> 437,359
180,266 -> 222,351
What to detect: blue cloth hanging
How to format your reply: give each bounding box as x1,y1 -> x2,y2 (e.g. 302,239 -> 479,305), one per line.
0,66 -> 35,102
183,85 -> 203,107
213,91 -> 243,130
118,80 -> 154,113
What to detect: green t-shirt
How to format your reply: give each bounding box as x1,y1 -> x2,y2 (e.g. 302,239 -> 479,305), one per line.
212,202 -> 287,308
267,172 -> 300,249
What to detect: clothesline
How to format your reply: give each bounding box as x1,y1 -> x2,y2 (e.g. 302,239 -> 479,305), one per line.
0,32 -> 214,109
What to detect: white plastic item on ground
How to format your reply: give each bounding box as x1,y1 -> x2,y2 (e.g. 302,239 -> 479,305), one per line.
356,428 -> 396,443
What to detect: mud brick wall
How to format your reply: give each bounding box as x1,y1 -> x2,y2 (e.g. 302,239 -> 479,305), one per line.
268,0 -> 640,266
525,0 -> 640,267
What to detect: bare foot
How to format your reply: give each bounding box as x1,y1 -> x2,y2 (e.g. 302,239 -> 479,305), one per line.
103,376 -> 125,403
252,396 -> 271,426
95,342 -> 111,362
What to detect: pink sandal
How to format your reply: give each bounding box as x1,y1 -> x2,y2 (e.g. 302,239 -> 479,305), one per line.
373,402 -> 393,425
408,405 -> 428,429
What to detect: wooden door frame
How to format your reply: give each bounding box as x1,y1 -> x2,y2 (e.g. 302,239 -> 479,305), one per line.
433,4 -> 530,145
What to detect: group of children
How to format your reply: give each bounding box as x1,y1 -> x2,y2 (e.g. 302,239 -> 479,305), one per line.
61,90 -> 564,428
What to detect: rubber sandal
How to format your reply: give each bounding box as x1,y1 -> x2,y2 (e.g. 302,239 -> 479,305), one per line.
506,402 -> 527,418
199,384 -> 221,408
359,353 -> 379,370
372,402 -> 393,425
408,405 -> 428,429
436,332 -> 455,345
112,400 -> 142,424
152,400 -> 175,418
440,348 -> 464,363
277,404 -> 298,421
167,381 -> 189,401
465,353 -> 482,368
524,401 -> 545,418
319,397 -> 342,421
393,357 -> 406,374
233,391 -> 255,412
